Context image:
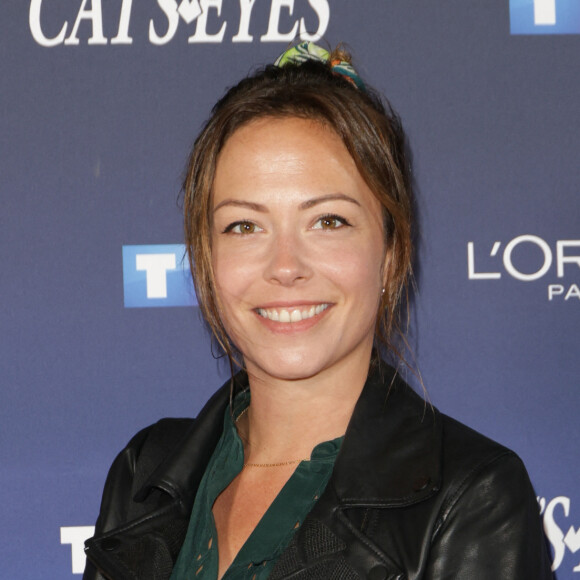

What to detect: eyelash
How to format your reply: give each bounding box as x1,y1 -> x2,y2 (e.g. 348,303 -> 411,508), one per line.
222,220 -> 261,235
312,214 -> 352,230
221,214 -> 352,235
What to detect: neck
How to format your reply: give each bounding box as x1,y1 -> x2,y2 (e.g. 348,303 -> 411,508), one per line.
236,352 -> 372,465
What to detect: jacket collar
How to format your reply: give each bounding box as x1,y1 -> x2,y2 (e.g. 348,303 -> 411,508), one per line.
133,379 -> 235,507
331,359 -> 442,507
136,360 -> 442,510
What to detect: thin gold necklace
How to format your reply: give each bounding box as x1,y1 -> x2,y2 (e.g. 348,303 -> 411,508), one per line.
235,407 -> 310,468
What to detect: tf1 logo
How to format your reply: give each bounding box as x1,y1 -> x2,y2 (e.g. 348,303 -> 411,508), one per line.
122,244 -> 197,308
510,0 -> 580,34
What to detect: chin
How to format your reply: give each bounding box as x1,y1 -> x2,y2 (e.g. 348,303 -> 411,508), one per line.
244,349 -> 330,382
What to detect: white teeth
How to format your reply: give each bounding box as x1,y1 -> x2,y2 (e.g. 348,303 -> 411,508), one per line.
290,310 -> 302,322
257,304 -> 329,323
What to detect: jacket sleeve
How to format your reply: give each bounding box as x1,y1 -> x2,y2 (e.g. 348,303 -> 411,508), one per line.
425,452 -> 553,579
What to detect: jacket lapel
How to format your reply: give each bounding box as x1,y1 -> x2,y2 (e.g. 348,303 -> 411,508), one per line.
134,381 -> 234,510
332,361 -> 442,507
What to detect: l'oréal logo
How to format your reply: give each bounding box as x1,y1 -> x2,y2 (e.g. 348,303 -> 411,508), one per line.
467,235 -> 580,301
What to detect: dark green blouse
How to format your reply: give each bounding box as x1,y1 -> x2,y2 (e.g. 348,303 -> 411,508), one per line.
170,391 -> 342,579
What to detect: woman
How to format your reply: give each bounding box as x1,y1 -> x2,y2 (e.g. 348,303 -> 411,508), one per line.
83,43 -> 552,579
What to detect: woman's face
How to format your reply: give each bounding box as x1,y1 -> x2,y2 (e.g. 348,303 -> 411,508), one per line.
211,117 -> 386,382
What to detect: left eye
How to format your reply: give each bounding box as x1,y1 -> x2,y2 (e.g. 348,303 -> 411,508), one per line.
312,215 -> 350,230
223,221 -> 263,234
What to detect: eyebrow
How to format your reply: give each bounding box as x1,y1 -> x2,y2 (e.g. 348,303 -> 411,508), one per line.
213,199 -> 267,213
299,193 -> 361,210
213,193 -> 361,213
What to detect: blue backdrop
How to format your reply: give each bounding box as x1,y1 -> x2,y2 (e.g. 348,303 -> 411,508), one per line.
1,1 -> 579,577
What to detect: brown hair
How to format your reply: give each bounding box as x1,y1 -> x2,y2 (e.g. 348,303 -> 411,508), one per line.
183,48 -> 413,366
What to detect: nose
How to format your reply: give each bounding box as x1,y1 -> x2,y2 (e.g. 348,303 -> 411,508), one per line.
264,232 -> 312,286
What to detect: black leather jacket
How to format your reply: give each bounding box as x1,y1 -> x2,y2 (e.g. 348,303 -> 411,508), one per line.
84,363 -> 553,579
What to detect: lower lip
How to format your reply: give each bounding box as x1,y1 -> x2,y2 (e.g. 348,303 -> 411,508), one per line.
253,306 -> 332,334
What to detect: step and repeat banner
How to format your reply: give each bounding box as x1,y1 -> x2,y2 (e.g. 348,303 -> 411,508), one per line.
1,1 -> 579,577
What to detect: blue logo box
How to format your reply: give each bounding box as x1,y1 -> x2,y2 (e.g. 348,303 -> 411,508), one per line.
122,244 -> 198,308
510,0 -> 580,34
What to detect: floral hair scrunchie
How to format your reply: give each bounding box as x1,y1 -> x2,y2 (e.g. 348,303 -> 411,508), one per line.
274,41 -> 366,91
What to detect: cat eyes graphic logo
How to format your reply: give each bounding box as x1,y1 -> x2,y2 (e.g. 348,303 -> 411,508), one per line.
29,0 -> 330,47
510,0 -> 580,34
538,496 -> 580,573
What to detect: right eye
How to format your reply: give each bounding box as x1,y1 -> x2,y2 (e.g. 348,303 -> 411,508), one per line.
223,221 -> 263,235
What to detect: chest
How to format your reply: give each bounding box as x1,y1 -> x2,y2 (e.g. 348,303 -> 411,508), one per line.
212,467 -> 296,577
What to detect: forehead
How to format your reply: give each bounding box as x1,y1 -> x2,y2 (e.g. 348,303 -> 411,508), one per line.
212,116 -> 380,212
218,116 -> 343,172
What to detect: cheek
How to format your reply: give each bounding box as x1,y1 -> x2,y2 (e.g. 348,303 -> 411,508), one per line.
212,237 -> 264,291
212,249 -> 257,331
213,244 -> 245,295
320,242 -> 384,294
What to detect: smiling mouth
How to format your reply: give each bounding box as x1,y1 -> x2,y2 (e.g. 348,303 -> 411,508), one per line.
256,304 -> 330,323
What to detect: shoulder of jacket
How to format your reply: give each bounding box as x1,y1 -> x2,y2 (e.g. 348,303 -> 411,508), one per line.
435,412 -> 533,522
122,417 -> 196,461
439,412 -> 517,467
91,418 -> 196,535
109,418 -> 197,493
113,417 -> 197,492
